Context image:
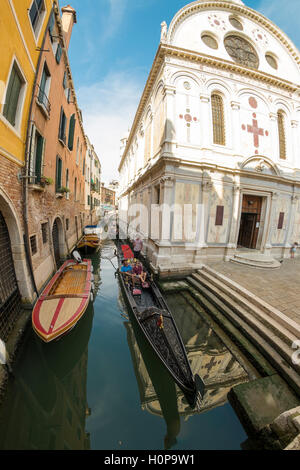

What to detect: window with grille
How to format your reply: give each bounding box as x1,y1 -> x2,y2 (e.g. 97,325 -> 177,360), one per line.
3,62 -> 25,128
38,62 -> 51,114
41,223 -> 48,244
277,111 -> 286,160
211,94 -> 225,145
30,235 -> 37,255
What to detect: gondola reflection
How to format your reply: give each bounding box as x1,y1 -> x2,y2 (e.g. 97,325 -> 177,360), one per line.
124,290 -> 251,449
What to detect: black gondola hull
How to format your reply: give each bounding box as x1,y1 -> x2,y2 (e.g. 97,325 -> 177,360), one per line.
116,241 -> 199,407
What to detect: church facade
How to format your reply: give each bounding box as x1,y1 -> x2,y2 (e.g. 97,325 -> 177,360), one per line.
118,0 -> 300,275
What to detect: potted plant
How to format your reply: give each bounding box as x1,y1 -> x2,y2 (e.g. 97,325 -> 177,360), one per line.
57,186 -> 70,194
40,176 -> 53,187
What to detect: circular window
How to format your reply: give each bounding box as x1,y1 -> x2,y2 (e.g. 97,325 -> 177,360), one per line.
265,53 -> 278,70
201,33 -> 218,50
229,16 -> 243,31
224,35 -> 259,69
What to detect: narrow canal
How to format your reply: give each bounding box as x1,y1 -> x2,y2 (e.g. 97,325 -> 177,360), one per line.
0,241 -> 252,450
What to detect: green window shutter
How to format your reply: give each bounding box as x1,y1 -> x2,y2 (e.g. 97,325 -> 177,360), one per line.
56,156 -> 62,191
63,71 -> 67,89
56,44 -> 62,64
68,114 -> 76,150
48,10 -> 55,35
35,134 -> 44,183
3,65 -> 22,126
38,67 -> 47,104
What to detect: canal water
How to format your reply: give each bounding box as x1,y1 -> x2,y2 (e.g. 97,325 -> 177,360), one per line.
0,241 -> 251,450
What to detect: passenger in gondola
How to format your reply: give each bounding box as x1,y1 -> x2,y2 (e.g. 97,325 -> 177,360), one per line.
120,259 -> 133,283
132,260 -> 146,283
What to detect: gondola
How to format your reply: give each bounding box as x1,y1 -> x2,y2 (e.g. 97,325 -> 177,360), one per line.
115,240 -> 205,408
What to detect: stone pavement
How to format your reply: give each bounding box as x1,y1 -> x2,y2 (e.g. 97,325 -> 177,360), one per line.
208,257 -> 300,326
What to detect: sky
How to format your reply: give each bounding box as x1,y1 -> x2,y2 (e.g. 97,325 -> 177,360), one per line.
65,0 -> 300,184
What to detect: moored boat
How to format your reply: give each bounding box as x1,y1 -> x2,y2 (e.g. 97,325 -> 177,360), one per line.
77,226 -> 101,253
32,257 -> 93,343
115,240 -> 204,408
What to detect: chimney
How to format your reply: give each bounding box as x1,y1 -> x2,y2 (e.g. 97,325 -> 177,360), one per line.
61,5 -> 77,50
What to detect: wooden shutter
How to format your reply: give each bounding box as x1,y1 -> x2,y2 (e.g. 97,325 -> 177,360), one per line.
56,156 -> 62,191
278,212 -> 285,230
56,44 -> 62,64
3,65 -> 22,126
58,107 -> 67,143
48,10 -> 55,35
68,114 -> 76,150
35,133 -> 44,183
215,205 -> 224,226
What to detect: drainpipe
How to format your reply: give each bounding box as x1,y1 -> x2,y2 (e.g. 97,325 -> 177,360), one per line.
22,7 -> 56,298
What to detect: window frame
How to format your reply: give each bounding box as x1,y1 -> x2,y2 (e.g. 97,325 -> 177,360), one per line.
1,57 -> 27,135
211,93 -> 226,146
277,110 -> 287,160
28,0 -> 47,42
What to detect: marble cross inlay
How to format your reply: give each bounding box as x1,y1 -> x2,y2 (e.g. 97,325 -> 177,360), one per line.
247,115 -> 264,148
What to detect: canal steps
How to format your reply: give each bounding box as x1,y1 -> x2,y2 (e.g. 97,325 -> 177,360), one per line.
185,266 -> 300,396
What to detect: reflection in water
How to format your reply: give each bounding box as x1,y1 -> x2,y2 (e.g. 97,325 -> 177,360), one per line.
125,321 -> 180,450
0,252 -> 102,450
125,290 -> 250,449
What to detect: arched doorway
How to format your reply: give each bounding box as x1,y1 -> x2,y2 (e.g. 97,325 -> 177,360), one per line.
0,211 -> 22,341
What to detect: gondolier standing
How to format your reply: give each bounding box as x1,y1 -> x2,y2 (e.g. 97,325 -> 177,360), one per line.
133,236 -> 143,260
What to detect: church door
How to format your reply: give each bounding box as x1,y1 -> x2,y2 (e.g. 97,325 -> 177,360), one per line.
237,195 -> 262,249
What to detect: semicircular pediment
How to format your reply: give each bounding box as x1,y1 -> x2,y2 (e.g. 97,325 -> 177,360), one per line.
240,156 -> 281,176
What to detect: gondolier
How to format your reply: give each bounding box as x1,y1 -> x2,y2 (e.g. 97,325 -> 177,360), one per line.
133,236 -> 143,259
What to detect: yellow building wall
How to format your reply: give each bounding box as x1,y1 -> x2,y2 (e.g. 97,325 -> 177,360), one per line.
0,0 -> 54,166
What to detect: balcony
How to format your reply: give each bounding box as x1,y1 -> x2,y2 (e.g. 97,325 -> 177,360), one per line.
36,85 -> 51,117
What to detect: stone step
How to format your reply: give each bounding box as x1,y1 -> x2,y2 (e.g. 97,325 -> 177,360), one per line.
188,274 -> 298,373
186,277 -> 300,396
192,270 -> 297,348
230,254 -> 281,269
201,265 -> 300,339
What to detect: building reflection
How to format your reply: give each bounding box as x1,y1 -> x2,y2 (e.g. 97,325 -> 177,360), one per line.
124,291 -> 250,448
0,251 -> 102,450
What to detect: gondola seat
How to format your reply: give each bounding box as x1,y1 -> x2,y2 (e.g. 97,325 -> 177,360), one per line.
132,287 -> 142,301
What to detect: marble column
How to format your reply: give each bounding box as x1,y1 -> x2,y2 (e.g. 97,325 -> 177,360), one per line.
285,195 -> 299,249
162,85 -> 176,158
264,191 -> 279,255
225,184 -> 241,260
200,94 -> 211,149
230,101 -> 241,154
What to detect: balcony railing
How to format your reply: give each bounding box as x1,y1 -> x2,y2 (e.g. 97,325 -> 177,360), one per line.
36,84 -> 51,115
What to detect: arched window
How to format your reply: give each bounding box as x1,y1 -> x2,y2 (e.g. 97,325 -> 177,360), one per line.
211,94 -> 225,145
277,110 -> 286,160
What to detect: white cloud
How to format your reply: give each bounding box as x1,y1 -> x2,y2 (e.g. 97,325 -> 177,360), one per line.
257,0 -> 300,48
78,70 -> 144,183
101,0 -> 128,43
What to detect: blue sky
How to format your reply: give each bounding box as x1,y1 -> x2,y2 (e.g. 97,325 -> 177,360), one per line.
65,0 -> 300,183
